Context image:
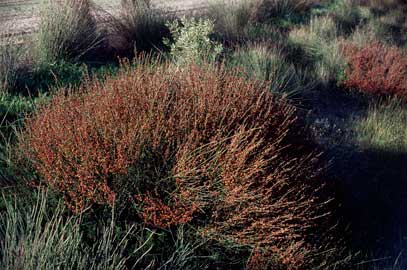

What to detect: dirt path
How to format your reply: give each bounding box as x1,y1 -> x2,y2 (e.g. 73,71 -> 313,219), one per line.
0,0 -> 212,38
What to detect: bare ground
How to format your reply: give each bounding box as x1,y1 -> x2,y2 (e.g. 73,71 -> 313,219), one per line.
0,0 -> 211,37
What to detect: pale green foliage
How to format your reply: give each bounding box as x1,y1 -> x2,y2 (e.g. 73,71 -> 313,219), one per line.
164,17 -> 223,65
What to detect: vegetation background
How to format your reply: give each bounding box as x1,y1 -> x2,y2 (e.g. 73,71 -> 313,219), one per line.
0,0 -> 407,269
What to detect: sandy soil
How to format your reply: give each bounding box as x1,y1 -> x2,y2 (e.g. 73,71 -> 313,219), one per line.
0,0 -> 212,38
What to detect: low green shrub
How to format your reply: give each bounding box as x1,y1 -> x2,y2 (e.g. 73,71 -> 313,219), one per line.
165,17 -> 223,65
14,61 -> 87,93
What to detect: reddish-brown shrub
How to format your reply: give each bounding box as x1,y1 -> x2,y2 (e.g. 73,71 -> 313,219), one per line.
20,60 -> 330,269
342,42 -> 407,97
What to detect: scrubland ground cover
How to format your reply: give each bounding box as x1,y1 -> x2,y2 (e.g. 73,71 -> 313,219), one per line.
0,0 -> 407,269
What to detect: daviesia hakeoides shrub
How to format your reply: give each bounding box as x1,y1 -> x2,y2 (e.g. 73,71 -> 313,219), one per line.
20,60 -> 330,269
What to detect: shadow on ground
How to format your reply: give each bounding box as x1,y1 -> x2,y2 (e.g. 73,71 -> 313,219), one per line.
308,87 -> 407,269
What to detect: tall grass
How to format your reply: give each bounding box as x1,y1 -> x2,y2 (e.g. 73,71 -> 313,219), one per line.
207,0 -> 254,43
249,0 -> 318,21
329,0 -> 365,35
207,0 -> 315,44
36,0 -> 102,64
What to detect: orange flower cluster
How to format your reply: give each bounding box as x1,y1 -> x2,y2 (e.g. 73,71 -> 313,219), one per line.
21,60 -> 328,269
342,42 -> 407,97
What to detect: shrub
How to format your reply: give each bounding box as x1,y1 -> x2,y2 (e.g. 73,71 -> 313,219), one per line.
164,17 -> 223,65
36,0 -> 102,64
109,0 -> 172,56
342,42 -> 407,97
20,60 -> 332,269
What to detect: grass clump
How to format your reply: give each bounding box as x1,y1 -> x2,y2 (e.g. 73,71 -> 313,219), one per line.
207,0 -> 314,44
328,0 -> 366,35
352,98 -> 407,152
228,43 -> 309,97
288,16 -> 347,86
109,0 -> 172,56
207,0 -> 255,43
19,60 -> 334,269
164,17 -> 223,65
0,32 -> 27,92
0,191 -> 133,270
249,0 -> 318,25
36,0 -> 102,64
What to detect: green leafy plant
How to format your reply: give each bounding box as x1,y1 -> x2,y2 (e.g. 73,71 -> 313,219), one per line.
164,17 -> 223,65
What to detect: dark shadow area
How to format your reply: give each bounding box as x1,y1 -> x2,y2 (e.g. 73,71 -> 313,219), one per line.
308,86 -> 407,268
